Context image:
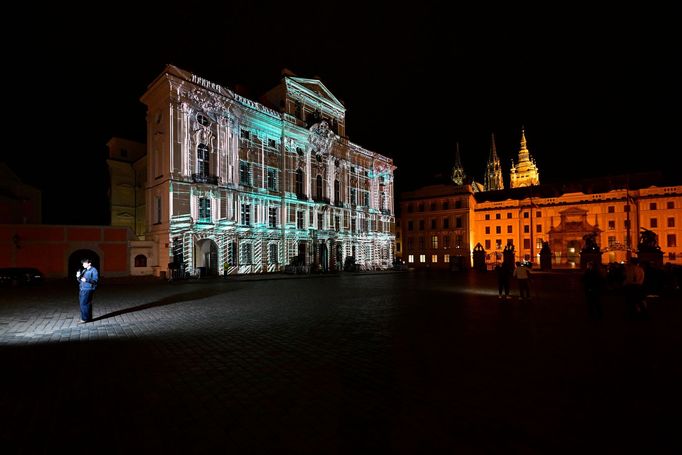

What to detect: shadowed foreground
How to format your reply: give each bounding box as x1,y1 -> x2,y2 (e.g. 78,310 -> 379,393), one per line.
1,271 -> 680,453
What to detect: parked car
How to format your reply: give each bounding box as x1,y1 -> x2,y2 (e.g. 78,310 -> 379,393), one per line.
0,268 -> 45,286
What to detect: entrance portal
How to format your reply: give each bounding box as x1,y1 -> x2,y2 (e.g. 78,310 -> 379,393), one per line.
195,239 -> 219,276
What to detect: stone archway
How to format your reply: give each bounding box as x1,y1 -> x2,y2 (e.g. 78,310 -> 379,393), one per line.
195,238 -> 219,276
320,242 -> 329,272
68,249 -> 100,279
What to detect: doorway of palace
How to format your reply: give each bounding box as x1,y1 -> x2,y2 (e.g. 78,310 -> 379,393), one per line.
298,242 -> 307,265
320,243 -> 329,272
68,249 -> 100,279
196,239 -> 219,276
567,240 -> 581,264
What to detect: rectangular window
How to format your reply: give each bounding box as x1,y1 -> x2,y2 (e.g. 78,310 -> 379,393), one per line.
608,220 -> 615,230
443,235 -> 450,248
523,212 -> 529,219
269,207 -> 278,228
507,238 -> 514,247
396,243 -> 401,252
507,225 -> 512,233
456,216 -> 462,228
199,197 -> 211,222
350,188 -> 356,205
155,196 -> 162,224
668,234 -> 677,247
431,236 -> 438,249
240,161 -> 250,186
318,213 -> 324,229
267,168 -> 277,191
495,239 -> 502,249
297,211 -> 304,229
625,205 -> 631,212
455,200 -> 462,209
443,218 -> 450,228
650,218 -> 658,228
419,220 -> 424,230
408,254 -> 414,263
485,226 -> 490,234
431,219 -> 437,229
485,214 -> 490,220
456,235 -> 463,248
444,254 -> 450,263
496,226 -> 501,234
335,216 -> 340,231
351,218 -> 356,232
407,238 -> 413,250
485,240 -> 491,250
418,237 -> 425,250
419,254 -> 426,263
523,239 -> 531,249
668,217 -> 675,228
269,243 -> 278,264
408,221 -> 414,231
524,225 -> 530,233
495,213 -> 501,220
536,224 -> 542,233
430,202 -> 437,211
624,220 -> 631,229
507,212 -> 512,219
241,203 -> 250,226
608,206 -> 615,213
442,201 -> 449,210
649,202 -> 657,210
431,255 -> 438,263
608,236 -> 616,247
667,201 -> 674,209
536,211 -> 542,218
241,243 -> 252,264
241,129 -> 250,139
268,138 -> 276,148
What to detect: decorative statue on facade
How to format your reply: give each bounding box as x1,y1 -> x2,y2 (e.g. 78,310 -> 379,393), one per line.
539,241 -> 552,271
637,227 -> 664,267
580,232 -> 602,269
472,242 -> 487,272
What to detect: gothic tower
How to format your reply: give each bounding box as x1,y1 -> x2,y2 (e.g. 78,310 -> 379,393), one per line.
484,133 -> 504,191
510,127 -> 540,188
451,142 -> 466,186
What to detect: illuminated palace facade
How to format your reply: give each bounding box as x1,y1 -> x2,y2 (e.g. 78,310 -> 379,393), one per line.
401,131 -> 682,267
141,66 -> 395,277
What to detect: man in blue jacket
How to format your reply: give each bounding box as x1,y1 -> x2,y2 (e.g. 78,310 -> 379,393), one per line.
76,258 -> 98,323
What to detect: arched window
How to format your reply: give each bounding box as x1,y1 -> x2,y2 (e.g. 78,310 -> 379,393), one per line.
134,255 -> 147,267
316,175 -> 323,200
295,169 -> 304,198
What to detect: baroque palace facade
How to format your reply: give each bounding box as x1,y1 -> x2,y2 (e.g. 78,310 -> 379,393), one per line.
401,131 -> 682,268
140,66 -> 396,277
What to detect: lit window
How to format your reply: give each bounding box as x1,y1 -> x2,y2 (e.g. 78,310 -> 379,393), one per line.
444,254 -> 450,263
408,254 -> 414,263
431,236 -> 438,249
431,255 -> 438,263
419,254 -> 426,263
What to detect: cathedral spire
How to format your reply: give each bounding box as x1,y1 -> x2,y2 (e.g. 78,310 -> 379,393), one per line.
452,142 -> 466,186
509,127 -> 540,188
484,133 -> 504,191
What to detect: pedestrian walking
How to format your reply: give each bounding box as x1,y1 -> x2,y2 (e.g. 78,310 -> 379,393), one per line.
76,258 -> 98,323
513,262 -> 532,300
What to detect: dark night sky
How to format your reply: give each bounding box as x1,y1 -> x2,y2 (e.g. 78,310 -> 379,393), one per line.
3,2 -> 677,225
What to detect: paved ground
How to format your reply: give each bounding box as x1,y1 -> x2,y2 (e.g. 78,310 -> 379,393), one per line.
1,271 -> 681,453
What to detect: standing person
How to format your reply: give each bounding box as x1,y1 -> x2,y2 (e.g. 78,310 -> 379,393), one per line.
582,261 -> 603,319
513,262 -> 532,300
76,258 -> 98,323
495,263 -> 511,299
623,257 -> 645,319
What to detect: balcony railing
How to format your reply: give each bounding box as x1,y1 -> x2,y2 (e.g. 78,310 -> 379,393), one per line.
313,196 -> 331,204
192,174 -> 218,185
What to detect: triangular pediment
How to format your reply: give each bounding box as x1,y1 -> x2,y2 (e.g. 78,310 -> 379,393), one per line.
287,77 -> 345,111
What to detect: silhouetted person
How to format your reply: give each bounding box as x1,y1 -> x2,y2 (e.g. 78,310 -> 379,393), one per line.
495,263 -> 511,299
513,262 -> 532,300
582,261 -> 603,319
623,258 -> 645,319
76,258 -> 98,323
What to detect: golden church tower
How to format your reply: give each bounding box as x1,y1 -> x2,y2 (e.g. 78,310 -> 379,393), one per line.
510,128 -> 540,188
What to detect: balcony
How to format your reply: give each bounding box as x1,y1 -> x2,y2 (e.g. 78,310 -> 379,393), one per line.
313,196 -> 331,205
192,174 -> 218,185
381,209 -> 391,216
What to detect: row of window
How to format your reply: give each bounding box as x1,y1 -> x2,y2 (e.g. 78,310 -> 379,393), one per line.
405,235 -> 465,250
406,200 -> 465,212
406,217 -> 464,231
484,211 -> 542,220
407,254 -> 456,263
484,224 -> 542,234
483,239 -> 544,251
